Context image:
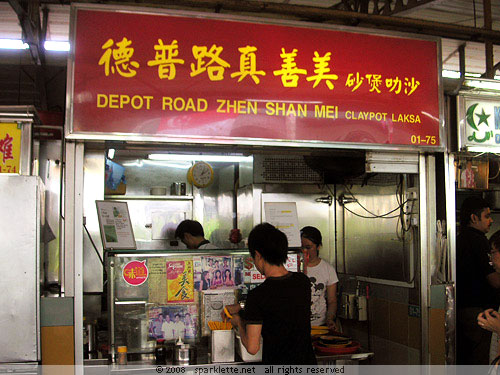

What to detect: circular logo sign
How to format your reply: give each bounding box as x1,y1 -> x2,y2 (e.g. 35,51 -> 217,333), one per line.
122,260 -> 148,286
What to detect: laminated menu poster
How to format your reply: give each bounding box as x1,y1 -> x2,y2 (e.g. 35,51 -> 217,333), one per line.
95,200 -> 136,250
167,259 -> 194,303
202,290 -> 235,335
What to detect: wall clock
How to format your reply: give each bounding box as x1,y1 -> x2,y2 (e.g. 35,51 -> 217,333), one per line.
188,161 -> 214,188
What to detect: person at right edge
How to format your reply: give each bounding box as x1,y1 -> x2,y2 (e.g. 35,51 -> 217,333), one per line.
457,196 -> 500,364
224,223 -> 317,365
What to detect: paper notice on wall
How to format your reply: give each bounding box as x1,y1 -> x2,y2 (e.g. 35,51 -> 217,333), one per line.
263,202 -> 301,247
202,290 -> 235,335
148,258 -> 167,305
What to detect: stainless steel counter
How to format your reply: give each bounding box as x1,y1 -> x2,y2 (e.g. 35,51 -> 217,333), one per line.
83,348 -> 374,374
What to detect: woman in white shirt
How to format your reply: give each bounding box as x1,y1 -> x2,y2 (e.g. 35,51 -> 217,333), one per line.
301,226 -> 339,330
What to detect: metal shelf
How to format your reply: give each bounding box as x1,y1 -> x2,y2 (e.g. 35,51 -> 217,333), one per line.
104,195 -> 194,200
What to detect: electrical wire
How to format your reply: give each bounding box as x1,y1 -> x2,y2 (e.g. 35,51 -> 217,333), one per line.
341,183 -> 410,219
83,223 -> 107,278
341,204 -> 400,219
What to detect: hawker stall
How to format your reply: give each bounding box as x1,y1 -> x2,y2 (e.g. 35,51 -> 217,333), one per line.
62,3 -> 445,367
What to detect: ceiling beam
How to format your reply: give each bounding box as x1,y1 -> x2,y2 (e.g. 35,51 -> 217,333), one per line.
330,0 -> 441,16
380,0 -> 440,16
8,0 -> 45,65
8,0 -> 48,110
124,0 -> 500,44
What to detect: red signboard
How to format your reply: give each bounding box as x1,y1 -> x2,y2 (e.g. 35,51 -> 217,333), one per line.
70,7 -> 441,147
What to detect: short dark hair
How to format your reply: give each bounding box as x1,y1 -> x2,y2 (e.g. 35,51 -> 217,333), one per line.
248,223 -> 288,266
460,197 -> 490,229
175,220 -> 204,239
300,226 -> 322,246
490,230 -> 500,250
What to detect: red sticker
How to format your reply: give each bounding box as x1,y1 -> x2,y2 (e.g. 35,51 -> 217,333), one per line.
122,260 -> 148,286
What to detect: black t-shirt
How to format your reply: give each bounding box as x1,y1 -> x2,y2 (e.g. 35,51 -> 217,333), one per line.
456,226 -> 498,309
239,271 -> 317,365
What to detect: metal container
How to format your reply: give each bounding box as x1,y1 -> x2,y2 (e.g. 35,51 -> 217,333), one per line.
173,342 -> 196,365
211,330 -> 234,363
170,182 -> 181,195
150,186 -> 167,195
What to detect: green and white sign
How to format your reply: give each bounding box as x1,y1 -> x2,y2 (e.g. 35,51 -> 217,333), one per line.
460,96 -> 500,150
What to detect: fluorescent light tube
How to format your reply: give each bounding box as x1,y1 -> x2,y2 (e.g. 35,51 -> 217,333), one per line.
148,154 -> 253,162
0,39 -> 28,50
44,40 -> 70,52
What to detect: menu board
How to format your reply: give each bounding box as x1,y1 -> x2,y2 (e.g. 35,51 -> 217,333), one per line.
96,200 -> 136,250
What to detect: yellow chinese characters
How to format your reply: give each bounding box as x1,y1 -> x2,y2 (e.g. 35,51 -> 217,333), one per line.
99,37 -> 140,78
96,37 -> 422,95
273,48 -> 307,88
124,267 -> 146,279
230,46 -> 266,84
347,73 -> 420,96
190,44 -> 230,81
306,52 -> 338,90
147,39 -> 185,80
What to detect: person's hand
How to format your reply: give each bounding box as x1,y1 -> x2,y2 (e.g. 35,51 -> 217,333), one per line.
221,304 -> 241,320
230,314 -> 241,330
326,317 -> 338,331
225,303 -> 242,316
478,309 -> 500,334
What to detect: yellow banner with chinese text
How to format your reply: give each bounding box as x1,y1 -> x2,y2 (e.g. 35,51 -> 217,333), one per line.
0,122 -> 21,174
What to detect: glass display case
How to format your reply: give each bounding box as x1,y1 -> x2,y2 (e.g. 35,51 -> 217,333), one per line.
106,249 -> 268,362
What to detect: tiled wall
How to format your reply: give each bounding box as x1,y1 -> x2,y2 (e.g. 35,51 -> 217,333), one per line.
338,277 -> 424,364
341,298 -> 421,365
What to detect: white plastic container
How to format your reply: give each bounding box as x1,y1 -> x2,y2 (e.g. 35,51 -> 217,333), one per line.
236,335 -> 262,362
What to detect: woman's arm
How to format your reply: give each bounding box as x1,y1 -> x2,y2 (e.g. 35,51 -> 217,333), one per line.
326,283 -> 338,330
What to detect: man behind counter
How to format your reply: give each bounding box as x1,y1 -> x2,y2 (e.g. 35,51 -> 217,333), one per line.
225,223 -> 317,365
175,220 -> 218,250
457,196 -> 500,364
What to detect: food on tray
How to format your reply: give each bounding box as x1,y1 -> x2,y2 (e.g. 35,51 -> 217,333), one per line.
311,325 -> 328,330
313,340 -> 361,355
311,329 -> 329,336
319,335 -> 351,345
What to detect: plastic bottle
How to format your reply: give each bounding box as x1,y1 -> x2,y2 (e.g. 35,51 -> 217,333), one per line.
155,339 -> 167,365
117,346 -> 127,365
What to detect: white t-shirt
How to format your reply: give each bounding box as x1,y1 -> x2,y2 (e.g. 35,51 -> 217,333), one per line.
306,259 -> 339,326
198,242 -> 218,250
161,321 -> 175,340
173,321 -> 186,340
